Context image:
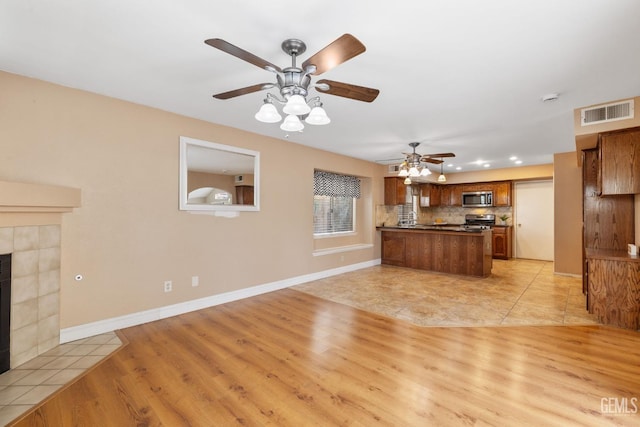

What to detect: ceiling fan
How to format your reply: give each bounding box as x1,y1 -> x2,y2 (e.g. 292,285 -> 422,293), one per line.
204,34 -> 380,131
397,142 -> 455,183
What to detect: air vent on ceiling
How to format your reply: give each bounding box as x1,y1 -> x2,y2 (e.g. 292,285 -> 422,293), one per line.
581,99 -> 634,126
388,164 -> 401,173
234,175 -> 244,183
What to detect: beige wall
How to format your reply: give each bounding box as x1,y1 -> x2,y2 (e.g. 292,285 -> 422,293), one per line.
553,152 -> 583,275
187,171 -> 236,194
0,71 -> 383,328
572,96 -> 640,165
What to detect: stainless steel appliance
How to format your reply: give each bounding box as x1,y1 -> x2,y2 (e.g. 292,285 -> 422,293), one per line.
462,191 -> 493,207
464,214 -> 495,230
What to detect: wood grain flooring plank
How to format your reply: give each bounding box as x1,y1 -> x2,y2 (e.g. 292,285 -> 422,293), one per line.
9,289 -> 640,426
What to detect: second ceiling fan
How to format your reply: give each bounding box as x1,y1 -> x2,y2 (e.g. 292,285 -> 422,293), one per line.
205,34 -> 380,131
399,142 -> 455,184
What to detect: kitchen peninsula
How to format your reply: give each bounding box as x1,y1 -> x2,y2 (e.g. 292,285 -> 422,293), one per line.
377,225 -> 493,277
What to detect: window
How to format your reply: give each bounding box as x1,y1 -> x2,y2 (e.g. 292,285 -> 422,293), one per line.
314,195 -> 355,234
313,170 -> 361,236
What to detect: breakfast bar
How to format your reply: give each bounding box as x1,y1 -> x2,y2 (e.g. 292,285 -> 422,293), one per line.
377,225 -> 493,277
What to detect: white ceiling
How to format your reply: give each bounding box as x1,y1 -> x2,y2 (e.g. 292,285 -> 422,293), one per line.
2,0 -> 639,173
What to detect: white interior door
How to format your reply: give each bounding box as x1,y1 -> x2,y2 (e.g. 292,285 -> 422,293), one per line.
514,180 -> 554,261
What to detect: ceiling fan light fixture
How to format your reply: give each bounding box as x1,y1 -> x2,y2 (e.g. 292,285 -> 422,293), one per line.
283,94 -> 311,115
437,161 -> 446,182
408,166 -> 420,177
280,114 -> 304,132
420,167 -> 431,176
255,101 -> 282,123
305,105 -> 331,125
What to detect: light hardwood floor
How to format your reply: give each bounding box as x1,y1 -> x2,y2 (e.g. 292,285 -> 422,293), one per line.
8,263 -> 640,426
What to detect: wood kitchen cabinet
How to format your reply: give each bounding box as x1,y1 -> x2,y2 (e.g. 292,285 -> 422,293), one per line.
583,149 -> 634,251
491,226 -> 512,259
384,177 -> 408,205
598,127 -> 640,195
582,148 -> 635,308
586,249 -> 640,329
492,181 -> 512,206
380,228 -> 492,277
420,183 -> 441,207
461,183 -> 485,192
235,185 -> 254,205
440,184 -> 463,207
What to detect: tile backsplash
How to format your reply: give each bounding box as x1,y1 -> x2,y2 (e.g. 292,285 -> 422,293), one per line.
376,204 -> 514,226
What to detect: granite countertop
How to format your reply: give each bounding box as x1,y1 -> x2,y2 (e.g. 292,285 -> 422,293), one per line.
377,224 -> 487,233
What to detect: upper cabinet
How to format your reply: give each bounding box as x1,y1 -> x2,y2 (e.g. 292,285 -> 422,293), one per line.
383,178 -> 512,207
420,183 -> 441,207
440,184 -> 463,207
598,127 -> 640,195
492,181 -> 512,207
384,177 -> 408,205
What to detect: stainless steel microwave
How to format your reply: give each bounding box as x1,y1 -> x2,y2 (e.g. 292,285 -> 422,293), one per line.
462,191 -> 493,207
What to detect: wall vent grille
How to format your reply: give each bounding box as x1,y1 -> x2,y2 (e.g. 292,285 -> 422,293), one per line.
581,100 -> 634,126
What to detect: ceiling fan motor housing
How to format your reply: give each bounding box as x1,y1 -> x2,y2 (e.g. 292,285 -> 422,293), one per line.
279,69 -> 310,98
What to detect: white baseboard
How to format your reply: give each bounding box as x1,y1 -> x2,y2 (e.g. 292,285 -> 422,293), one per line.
60,258 -> 381,343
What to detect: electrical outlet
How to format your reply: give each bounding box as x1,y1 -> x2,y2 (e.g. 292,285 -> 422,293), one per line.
164,280 -> 172,292
192,276 -> 199,287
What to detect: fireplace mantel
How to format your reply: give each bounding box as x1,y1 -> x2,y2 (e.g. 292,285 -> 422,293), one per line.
0,180 -> 81,226
0,181 -> 80,368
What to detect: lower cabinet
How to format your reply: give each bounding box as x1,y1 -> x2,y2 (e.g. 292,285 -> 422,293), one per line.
586,250 -> 640,329
492,226 -> 512,259
380,229 -> 492,277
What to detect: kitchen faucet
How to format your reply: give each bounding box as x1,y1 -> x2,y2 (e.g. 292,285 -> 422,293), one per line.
408,210 -> 418,225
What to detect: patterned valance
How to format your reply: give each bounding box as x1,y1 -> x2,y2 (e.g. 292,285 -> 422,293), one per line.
313,170 -> 361,199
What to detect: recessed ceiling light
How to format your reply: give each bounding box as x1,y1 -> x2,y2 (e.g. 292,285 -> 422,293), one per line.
447,163 -> 454,167
484,164 -> 490,168
476,160 -> 484,165
515,160 -> 523,165
456,167 -> 462,171
509,156 -> 518,161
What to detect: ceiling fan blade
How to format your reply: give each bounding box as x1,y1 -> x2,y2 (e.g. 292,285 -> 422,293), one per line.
213,83 -> 274,100
421,158 -> 444,165
205,38 -> 282,73
315,79 -> 379,102
302,34 -> 366,75
421,153 -> 456,159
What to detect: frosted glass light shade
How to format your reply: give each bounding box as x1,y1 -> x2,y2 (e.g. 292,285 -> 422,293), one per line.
305,106 -> 331,125
280,114 -> 304,132
420,168 -> 431,176
438,174 -> 447,182
404,177 -> 412,185
255,102 -> 282,123
283,94 -> 311,115
398,168 -> 409,177
408,167 -> 420,177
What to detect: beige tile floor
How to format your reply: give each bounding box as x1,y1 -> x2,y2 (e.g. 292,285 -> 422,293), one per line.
294,259 -> 599,327
0,332 -> 122,426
